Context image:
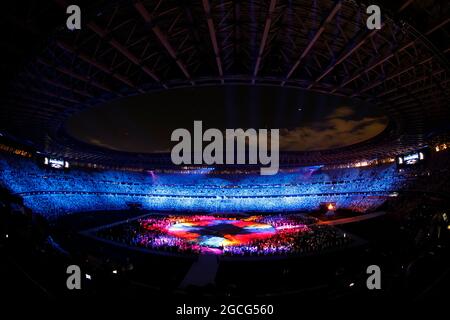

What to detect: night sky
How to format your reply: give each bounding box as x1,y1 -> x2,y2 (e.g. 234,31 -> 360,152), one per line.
65,85 -> 388,153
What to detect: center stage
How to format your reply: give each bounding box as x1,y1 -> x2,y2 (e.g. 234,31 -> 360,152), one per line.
84,213 -> 359,257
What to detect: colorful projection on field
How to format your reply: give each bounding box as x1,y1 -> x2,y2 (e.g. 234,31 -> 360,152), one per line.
166,217 -> 276,247
138,215 -> 311,254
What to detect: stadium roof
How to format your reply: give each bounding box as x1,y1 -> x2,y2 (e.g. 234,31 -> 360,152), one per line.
0,0 -> 449,167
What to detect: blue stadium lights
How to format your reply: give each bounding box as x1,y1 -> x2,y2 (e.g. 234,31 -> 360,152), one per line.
0,153 -> 404,218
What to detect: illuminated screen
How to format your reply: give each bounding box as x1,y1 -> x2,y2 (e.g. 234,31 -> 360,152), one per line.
44,157 -> 69,169
404,153 -> 419,165
397,151 -> 426,166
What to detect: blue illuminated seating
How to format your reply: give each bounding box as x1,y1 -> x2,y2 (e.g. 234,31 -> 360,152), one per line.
0,154 -> 404,218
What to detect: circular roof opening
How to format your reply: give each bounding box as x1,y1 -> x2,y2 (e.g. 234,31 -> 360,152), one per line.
65,85 -> 389,153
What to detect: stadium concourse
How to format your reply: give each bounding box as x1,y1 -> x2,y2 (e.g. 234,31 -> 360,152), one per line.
0,0 -> 449,309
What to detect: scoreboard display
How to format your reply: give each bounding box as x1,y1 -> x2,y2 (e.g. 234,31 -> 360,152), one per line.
396,149 -> 428,167
44,157 -> 70,169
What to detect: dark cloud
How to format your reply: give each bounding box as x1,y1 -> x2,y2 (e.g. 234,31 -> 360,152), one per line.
279,106 -> 388,151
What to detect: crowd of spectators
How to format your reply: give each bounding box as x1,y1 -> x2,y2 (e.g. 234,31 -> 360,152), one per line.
0,153 -> 403,218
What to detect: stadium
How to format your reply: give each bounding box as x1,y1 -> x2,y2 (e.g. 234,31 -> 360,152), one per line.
0,0 -> 449,310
